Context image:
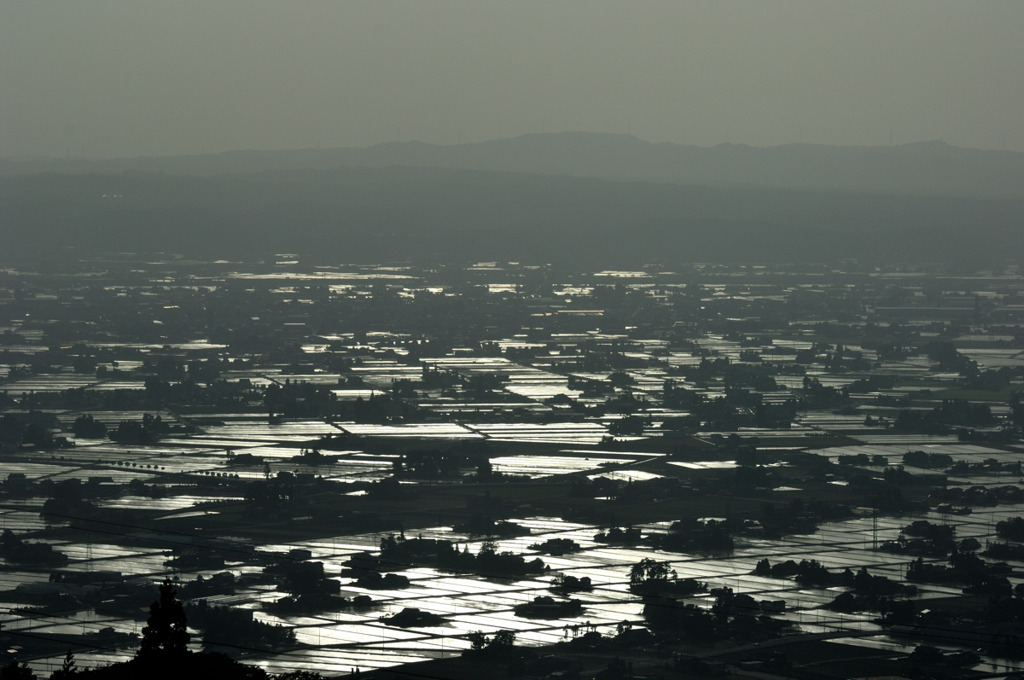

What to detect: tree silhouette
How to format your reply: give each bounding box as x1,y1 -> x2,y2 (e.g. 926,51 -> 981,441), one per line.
629,557 -> 675,586
138,579 -> 190,659
0,661 -> 34,680
50,652 -> 77,679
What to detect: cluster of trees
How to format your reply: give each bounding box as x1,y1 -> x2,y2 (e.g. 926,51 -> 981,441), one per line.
352,571 -> 409,590
186,600 -> 295,649
464,630 -> 518,661
996,516 -> 1024,540
262,559 -> 348,614
754,558 -> 837,587
799,376 -> 849,409
593,526 -> 642,545
648,518 -> 734,554
641,585 -> 788,639
0,414 -> 72,450
629,558 -> 706,598
659,382 -> 799,431
0,529 -> 68,566
881,520 -> 957,557
753,558 -> 914,608
902,450 -> 954,468
550,573 -> 592,595
947,458 -> 1022,475
668,358 -> 779,391
984,541 -> 1024,561
376,535 -> 547,579
110,413 -> 171,445
264,384 -> 420,423
528,538 -> 581,556
177,572 -> 236,599
937,483 -> 1024,507
573,475 -> 685,505
71,414 -> 106,438
926,341 -> 979,376
838,451 -> 889,466
381,607 -> 444,628
514,595 -> 583,619
895,399 -> 997,433
7,579 -> 329,679
390,369 -> 512,402
906,550 -> 1012,596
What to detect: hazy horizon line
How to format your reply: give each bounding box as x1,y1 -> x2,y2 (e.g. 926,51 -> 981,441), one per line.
4,130 -> 1019,164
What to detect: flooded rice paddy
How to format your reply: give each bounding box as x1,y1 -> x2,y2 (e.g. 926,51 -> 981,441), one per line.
4,260 -> 1024,677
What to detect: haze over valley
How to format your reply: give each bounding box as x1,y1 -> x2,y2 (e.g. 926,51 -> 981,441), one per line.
3,3 -> 1024,680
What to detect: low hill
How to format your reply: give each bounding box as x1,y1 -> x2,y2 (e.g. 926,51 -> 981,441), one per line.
4,132 -> 1023,199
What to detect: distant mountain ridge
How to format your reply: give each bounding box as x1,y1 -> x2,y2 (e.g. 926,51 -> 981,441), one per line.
3,132 -> 1022,198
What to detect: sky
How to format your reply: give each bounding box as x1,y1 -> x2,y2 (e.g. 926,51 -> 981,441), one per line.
2,1 -> 1022,159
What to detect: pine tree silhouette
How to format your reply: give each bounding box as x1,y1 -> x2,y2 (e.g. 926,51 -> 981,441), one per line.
138,578 -> 190,659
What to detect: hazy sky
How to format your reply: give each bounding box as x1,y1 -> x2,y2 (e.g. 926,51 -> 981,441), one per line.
2,1 -> 1022,158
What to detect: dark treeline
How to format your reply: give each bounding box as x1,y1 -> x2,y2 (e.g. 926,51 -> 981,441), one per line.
2,167 -> 1022,266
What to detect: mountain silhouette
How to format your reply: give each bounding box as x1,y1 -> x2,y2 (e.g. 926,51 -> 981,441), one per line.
3,132 -> 1022,198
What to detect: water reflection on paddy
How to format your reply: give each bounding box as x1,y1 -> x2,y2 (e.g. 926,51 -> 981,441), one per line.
338,423 -> 479,439
203,421 -> 340,439
489,455 -> 634,477
468,422 -> 608,445
10,500 -> 1024,676
95,495 -> 244,511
